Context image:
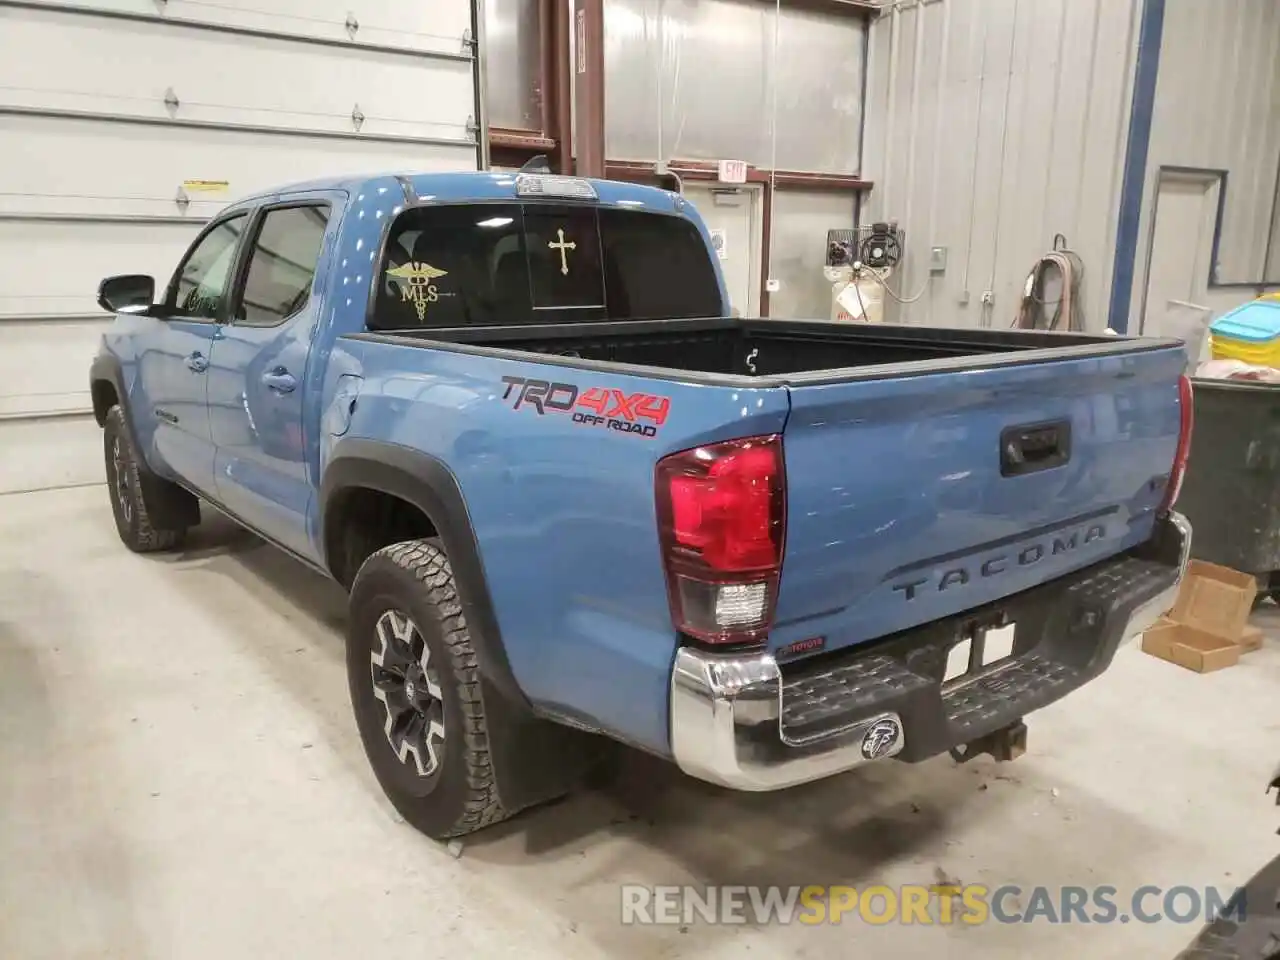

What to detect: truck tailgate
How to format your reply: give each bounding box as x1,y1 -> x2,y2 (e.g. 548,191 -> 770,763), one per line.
771,345 -> 1187,656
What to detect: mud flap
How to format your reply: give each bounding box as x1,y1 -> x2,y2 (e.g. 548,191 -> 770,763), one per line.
483,679 -> 610,815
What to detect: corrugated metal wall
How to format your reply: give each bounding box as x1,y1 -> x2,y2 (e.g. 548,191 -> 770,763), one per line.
1272,181 -> 1280,281
1151,0 -> 1280,283
768,190 -> 857,320
1126,0 -> 1280,324
862,0 -> 1140,330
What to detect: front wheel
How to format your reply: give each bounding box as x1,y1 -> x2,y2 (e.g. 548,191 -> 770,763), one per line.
103,406 -> 189,553
346,539 -> 512,839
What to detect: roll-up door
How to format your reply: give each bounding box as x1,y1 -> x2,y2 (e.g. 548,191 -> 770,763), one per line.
0,0 -> 486,492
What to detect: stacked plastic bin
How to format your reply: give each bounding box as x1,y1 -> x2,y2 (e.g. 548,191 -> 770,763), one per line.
1209,294 -> 1280,368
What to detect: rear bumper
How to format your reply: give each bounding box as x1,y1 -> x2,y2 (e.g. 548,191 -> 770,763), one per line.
670,512 -> 1191,791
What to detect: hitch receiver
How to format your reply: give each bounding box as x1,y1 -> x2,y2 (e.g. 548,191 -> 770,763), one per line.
950,720 -> 1028,764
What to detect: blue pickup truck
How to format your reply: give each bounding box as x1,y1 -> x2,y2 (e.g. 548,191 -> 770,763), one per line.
90,169 -> 1193,839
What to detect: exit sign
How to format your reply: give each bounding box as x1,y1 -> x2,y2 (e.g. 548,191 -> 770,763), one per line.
718,159 -> 748,184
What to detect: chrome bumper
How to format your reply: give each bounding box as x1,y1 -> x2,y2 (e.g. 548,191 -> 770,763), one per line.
669,511 -> 1191,792
671,649 -> 906,791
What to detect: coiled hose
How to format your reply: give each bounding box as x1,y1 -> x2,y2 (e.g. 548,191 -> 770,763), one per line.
1014,236 -> 1086,332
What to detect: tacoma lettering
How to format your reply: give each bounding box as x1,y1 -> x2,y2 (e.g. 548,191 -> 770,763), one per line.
892,523 -> 1108,601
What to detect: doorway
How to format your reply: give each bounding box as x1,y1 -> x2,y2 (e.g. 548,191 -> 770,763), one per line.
1140,170 -> 1221,343
682,184 -> 764,317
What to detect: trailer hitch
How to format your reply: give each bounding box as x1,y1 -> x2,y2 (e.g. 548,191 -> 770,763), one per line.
949,720 -> 1028,764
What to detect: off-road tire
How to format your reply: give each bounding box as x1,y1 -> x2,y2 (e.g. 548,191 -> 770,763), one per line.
103,405 -> 188,553
347,538 -> 511,839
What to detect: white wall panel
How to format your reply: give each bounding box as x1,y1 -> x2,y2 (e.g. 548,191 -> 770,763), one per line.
0,220 -> 202,318
0,5 -> 477,143
0,0 -> 483,492
603,0 -> 864,174
0,416 -> 103,495
768,190 -> 856,321
1129,0 -> 1280,305
862,0 -> 1139,330
485,0 -> 541,130
2,113 -> 477,220
0,319 -> 107,419
18,0 -> 474,59
1269,176 -> 1280,280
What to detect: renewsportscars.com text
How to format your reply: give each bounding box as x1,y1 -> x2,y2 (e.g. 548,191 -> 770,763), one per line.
620,884 -> 1245,926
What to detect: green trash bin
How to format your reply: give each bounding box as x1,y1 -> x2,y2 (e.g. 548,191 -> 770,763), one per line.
1177,378 -> 1280,602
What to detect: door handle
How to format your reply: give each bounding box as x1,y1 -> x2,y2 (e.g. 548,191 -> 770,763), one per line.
262,368 -> 297,394
1000,419 -> 1071,476
185,352 -> 208,373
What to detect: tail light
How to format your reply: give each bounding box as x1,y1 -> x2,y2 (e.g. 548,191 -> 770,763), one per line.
654,435 -> 785,646
1158,374 -> 1194,515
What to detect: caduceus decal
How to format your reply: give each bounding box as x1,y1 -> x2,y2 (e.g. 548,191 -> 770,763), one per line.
386,261 -> 448,321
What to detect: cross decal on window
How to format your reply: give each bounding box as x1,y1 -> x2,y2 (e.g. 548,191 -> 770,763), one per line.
548,228 -> 576,275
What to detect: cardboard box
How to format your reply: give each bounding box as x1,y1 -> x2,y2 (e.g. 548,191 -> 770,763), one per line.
1140,561 -> 1261,671
1238,624 -> 1264,653
1168,560 -> 1258,641
1142,619 -> 1242,673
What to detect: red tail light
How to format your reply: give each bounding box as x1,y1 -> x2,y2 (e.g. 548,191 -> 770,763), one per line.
1159,374 -> 1194,515
655,435 -> 785,646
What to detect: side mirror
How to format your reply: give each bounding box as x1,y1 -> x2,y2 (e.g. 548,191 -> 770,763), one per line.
98,274 -> 156,314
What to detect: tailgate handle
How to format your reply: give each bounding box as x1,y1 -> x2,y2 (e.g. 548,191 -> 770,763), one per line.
1001,420 -> 1071,476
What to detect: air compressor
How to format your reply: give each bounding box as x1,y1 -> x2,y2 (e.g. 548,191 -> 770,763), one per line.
824,223 -> 903,323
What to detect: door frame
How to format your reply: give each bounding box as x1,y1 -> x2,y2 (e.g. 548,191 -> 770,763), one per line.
740,182 -> 765,317
1138,167 -> 1222,335
685,183 -> 764,318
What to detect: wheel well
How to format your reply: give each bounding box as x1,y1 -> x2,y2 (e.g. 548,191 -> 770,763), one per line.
325,487 -> 439,589
91,379 -> 119,426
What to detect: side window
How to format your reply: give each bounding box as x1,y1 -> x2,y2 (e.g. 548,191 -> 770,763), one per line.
171,214 -> 249,320
372,203 -> 526,330
236,205 -> 330,327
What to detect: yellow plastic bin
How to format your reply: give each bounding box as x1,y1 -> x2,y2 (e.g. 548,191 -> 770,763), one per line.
1209,296 -> 1280,367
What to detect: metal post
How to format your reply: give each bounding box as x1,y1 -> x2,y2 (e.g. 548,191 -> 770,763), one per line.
572,0 -> 605,177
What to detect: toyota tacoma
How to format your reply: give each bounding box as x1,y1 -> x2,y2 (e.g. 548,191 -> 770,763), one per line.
90,169 -> 1193,839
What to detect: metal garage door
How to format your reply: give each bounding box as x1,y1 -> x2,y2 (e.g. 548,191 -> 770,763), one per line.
0,0 -> 487,494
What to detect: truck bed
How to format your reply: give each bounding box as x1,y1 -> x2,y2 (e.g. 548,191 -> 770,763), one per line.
348,314 -> 1187,666
354,317 -> 1177,384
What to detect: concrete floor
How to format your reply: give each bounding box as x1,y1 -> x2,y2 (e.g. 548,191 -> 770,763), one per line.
2,485 -> 1278,960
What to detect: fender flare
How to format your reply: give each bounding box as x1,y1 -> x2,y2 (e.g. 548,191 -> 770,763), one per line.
89,354 -> 141,446
90,353 -> 201,529
320,439 -> 531,712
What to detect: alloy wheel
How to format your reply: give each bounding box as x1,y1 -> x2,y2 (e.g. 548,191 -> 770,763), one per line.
112,437 -> 133,524
370,609 -> 446,778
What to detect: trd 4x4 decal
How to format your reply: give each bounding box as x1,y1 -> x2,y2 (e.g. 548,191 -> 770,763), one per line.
500,376 -> 670,438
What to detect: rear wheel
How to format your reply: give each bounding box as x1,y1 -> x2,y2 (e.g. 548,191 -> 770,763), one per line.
347,539 -> 512,839
103,406 -> 189,552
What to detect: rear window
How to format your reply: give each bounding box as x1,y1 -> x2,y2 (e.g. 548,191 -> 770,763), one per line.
369,203 -> 722,329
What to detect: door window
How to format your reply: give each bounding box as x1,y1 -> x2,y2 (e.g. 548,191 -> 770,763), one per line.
171,214 -> 248,320
236,205 -> 330,327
